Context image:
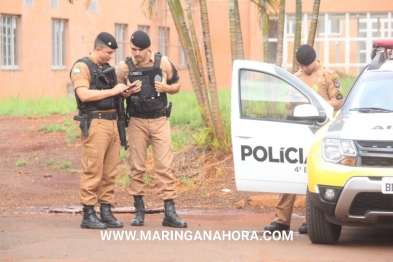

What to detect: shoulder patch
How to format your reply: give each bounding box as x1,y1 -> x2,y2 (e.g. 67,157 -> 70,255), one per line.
335,90 -> 344,100
73,67 -> 81,75
332,76 -> 341,88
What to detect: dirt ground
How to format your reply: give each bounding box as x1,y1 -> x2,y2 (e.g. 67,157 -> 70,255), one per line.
3,114 -> 393,262
0,113 -> 306,214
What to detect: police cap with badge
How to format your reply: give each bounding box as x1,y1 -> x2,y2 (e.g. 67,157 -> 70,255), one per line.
97,32 -> 118,49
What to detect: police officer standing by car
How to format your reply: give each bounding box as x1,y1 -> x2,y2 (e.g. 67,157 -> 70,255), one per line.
70,32 -> 131,229
116,30 -> 187,228
264,44 -> 344,234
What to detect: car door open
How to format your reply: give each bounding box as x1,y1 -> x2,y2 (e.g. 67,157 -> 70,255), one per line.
231,60 -> 333,194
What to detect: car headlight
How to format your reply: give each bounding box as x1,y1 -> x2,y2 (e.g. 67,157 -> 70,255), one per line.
322,139 -> 357,166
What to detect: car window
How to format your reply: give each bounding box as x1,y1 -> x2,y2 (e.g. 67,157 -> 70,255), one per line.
345,72 -> 393,112
239,69 -> 310,121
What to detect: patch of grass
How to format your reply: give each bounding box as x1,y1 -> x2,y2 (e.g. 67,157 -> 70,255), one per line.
66,169 -> 79,174
53,160 -> 72,170
202,192 -> 209,199
39,117 -> 80,145
171,128 -> 194,151
15,158 -> 27,166
120,149 -> 127,162
46,159 -> 55,166
0,97 -> 76,117
116,168 -> 130,187
143,174 -> 153,187
179,175 -> 194,187
39,124 -> 66,133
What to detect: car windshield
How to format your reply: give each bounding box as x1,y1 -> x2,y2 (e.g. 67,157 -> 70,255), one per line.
343,71 -> 393,114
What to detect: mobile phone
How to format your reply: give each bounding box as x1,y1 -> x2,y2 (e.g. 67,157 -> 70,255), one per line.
125,82 -> 137,91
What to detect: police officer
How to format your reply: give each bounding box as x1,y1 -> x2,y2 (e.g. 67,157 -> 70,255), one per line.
70,32 -> 131,229
264,44 -> 344,234
117,30 -> 187,228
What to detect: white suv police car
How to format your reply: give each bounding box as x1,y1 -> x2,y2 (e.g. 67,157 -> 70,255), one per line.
231,40 -> 393,245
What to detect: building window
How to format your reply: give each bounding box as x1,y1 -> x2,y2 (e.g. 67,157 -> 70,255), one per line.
25,0 -> 34,6
115,24 -> 127,64
286,15 -> 295,36
1,15 -> 19,68
50,0 -> 59,9
318,15 -> 342,35
88,0 -> 98,13
158,27 -> 168,55
52,19 -> 66,68
138,25 -> 149,34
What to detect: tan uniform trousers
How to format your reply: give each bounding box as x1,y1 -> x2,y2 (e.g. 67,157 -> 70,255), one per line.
274,194 -> 296,225
127,116 -> 177,200
274,193 -> 306,225
79,118 -> 120,205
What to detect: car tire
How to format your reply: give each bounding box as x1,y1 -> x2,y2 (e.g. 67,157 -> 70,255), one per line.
306,189 -> 342,244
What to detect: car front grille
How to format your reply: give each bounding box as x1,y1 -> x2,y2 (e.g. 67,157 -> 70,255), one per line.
361,157 -> 393,166
355,140 -> 393,167
349,192 -> 393,216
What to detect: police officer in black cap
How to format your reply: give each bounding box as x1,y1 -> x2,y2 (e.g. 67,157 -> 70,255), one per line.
264,44 -> 344,234
117,30 -> 187,228
70,32 -> 131,229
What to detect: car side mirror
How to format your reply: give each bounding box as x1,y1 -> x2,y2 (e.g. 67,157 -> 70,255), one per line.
291,104 -> 327,123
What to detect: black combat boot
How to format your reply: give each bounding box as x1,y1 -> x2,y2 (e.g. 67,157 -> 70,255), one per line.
100,203 -> 123,228
81,205 -> 107,229
298,223 -> 308,234
162,199 -> 187,228
264,221 -> 290,232
131,196 -> 145,226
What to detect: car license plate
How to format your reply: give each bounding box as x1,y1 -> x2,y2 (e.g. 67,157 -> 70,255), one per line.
382,177 -> 393,194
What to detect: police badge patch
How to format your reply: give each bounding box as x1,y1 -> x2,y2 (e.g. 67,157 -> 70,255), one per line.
335,91 -> 344,100
332,77 -> 340,88
73,67 -> 81,74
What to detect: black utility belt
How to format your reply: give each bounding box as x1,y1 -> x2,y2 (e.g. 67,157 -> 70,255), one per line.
131,110 -> 165,119
89,112 -> 118,120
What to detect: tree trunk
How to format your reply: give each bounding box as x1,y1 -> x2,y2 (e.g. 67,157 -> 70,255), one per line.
307,0 -> 320,47
199,0 -> 225,145
166,0 -> 206,120
275,0 -> 285,67
184,0 -> 214,127
229,0 -> 237,61
292,0 -> 302,73
260,0 -> 270,62
234,0 -> 245,60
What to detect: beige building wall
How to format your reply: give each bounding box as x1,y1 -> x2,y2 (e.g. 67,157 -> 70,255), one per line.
1,0 -> 392,99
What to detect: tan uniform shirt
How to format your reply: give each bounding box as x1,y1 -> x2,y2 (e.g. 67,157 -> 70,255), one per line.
294,60 -> 344,101
70,55 -> 102,90
70,55 -> 115,113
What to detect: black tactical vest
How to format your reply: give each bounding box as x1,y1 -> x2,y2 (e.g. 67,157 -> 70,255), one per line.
125,53 -> 167,114
70,57 -> 116,112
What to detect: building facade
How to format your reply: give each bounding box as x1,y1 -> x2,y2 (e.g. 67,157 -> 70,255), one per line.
1,0 -> 392,99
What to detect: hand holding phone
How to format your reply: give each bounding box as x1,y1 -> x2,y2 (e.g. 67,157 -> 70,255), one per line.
125,82 -> 137,91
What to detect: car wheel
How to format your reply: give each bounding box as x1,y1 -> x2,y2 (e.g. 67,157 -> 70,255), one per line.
306,189 -> 342,244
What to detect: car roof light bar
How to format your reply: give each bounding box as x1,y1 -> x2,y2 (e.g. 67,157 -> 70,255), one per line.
369,39 -> 393,70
